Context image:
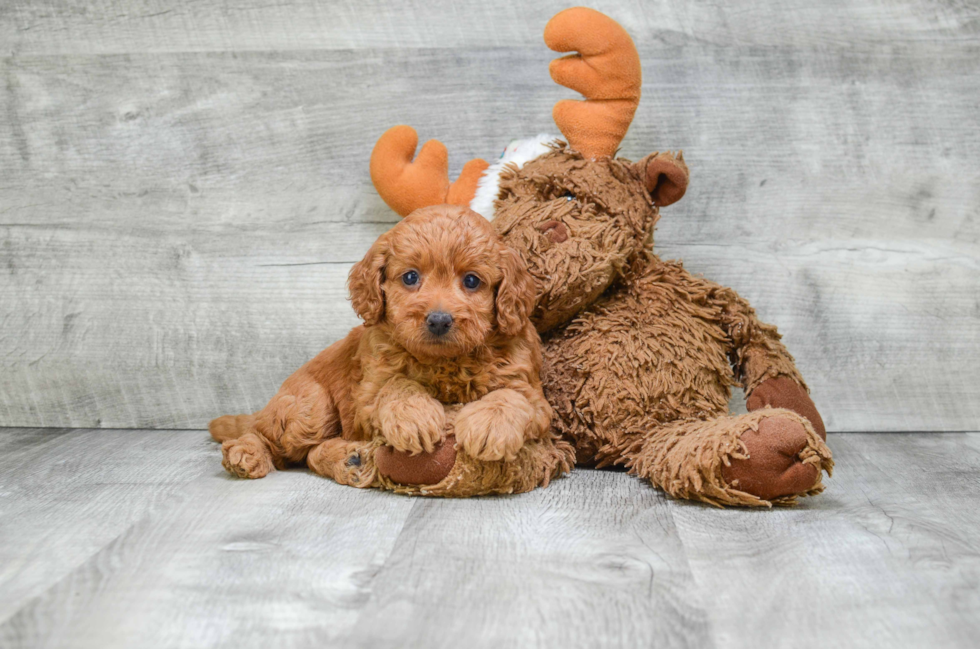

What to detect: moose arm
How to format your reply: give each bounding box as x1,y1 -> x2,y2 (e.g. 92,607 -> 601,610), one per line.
711,286 -> 804,394
708,284 -> 826,438
635,257 -> 805,396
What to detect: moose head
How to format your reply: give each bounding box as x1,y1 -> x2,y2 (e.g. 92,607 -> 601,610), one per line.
369,7 -> 689,332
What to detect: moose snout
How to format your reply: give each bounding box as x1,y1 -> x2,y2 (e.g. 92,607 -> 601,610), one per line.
537,220 -> 569,244
425,311 -> 454,337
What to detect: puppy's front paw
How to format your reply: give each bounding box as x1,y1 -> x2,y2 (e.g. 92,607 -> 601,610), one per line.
455,390 -> 531,462
222,432 -> 274,479
378,393 -> 446,455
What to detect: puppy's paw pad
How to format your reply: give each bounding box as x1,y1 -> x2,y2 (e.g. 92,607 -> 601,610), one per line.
307,440 -> 372,486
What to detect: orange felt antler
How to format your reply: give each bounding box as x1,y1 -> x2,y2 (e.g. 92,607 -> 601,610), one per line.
370,125 -> 489,217
544,7 -> 642,159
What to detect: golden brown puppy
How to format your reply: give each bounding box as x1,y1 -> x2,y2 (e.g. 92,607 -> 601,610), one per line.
209,205 -> 552,481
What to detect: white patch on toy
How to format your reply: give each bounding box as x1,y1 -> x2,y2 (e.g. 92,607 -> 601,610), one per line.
469,134 -> 558,220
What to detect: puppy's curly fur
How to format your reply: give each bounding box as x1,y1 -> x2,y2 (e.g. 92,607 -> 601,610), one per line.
211,205 -> 553,479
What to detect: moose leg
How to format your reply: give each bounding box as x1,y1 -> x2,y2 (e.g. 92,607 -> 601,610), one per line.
623,409 -> 833,507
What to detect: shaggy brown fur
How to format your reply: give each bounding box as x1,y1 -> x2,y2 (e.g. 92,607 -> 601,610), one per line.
624,409 -> 830,507
490,146 -> 832,505
493,144 -> 658,331
210,206 -> 573,494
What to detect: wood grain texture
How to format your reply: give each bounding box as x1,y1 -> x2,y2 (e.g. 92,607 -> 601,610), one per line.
0,428 -> 417,646
3,0 -> 978,54
1,429 -> 978,647
668,433 -> 980,649
1,0 -> 979,430
0,428 -> 216,623
344,472 -> 711,648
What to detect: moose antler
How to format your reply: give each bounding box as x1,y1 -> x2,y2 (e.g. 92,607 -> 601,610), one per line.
544,7 -> 642,159
370,125 -> 489,217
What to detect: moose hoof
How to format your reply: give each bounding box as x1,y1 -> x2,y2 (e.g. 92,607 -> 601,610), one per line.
721,416 -> 820,501
375,435 -> 457,486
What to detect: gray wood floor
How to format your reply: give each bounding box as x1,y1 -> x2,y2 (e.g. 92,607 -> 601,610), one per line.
1,428 -> 978,648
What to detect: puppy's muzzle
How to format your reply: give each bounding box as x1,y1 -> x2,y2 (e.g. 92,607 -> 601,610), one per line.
425,311 -> 454,337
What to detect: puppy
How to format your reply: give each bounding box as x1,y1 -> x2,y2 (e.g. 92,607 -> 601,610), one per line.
210,204 -> 553,481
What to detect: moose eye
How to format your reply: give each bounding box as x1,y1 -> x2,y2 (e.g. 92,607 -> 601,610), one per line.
462,273 -> 481,290
402,270 -> 419,286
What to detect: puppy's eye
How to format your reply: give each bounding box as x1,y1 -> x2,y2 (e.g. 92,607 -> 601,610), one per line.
462,273 -> 481,290
402,270 -> 419,286
562,191 -> 575,202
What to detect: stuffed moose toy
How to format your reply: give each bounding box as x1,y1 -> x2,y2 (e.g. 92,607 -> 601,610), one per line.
215,6 -> 833,506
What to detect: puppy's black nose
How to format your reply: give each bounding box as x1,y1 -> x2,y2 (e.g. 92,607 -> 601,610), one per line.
426,311 -> 454,337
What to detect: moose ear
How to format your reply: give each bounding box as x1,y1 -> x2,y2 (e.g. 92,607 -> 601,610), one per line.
637,151 -> 689,207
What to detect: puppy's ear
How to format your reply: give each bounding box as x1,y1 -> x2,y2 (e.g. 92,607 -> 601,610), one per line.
495,245 -> 537,337
348,236 -> 388,326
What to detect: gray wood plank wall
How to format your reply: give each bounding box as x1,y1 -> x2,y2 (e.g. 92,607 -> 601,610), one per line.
1,0 -> 978,431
